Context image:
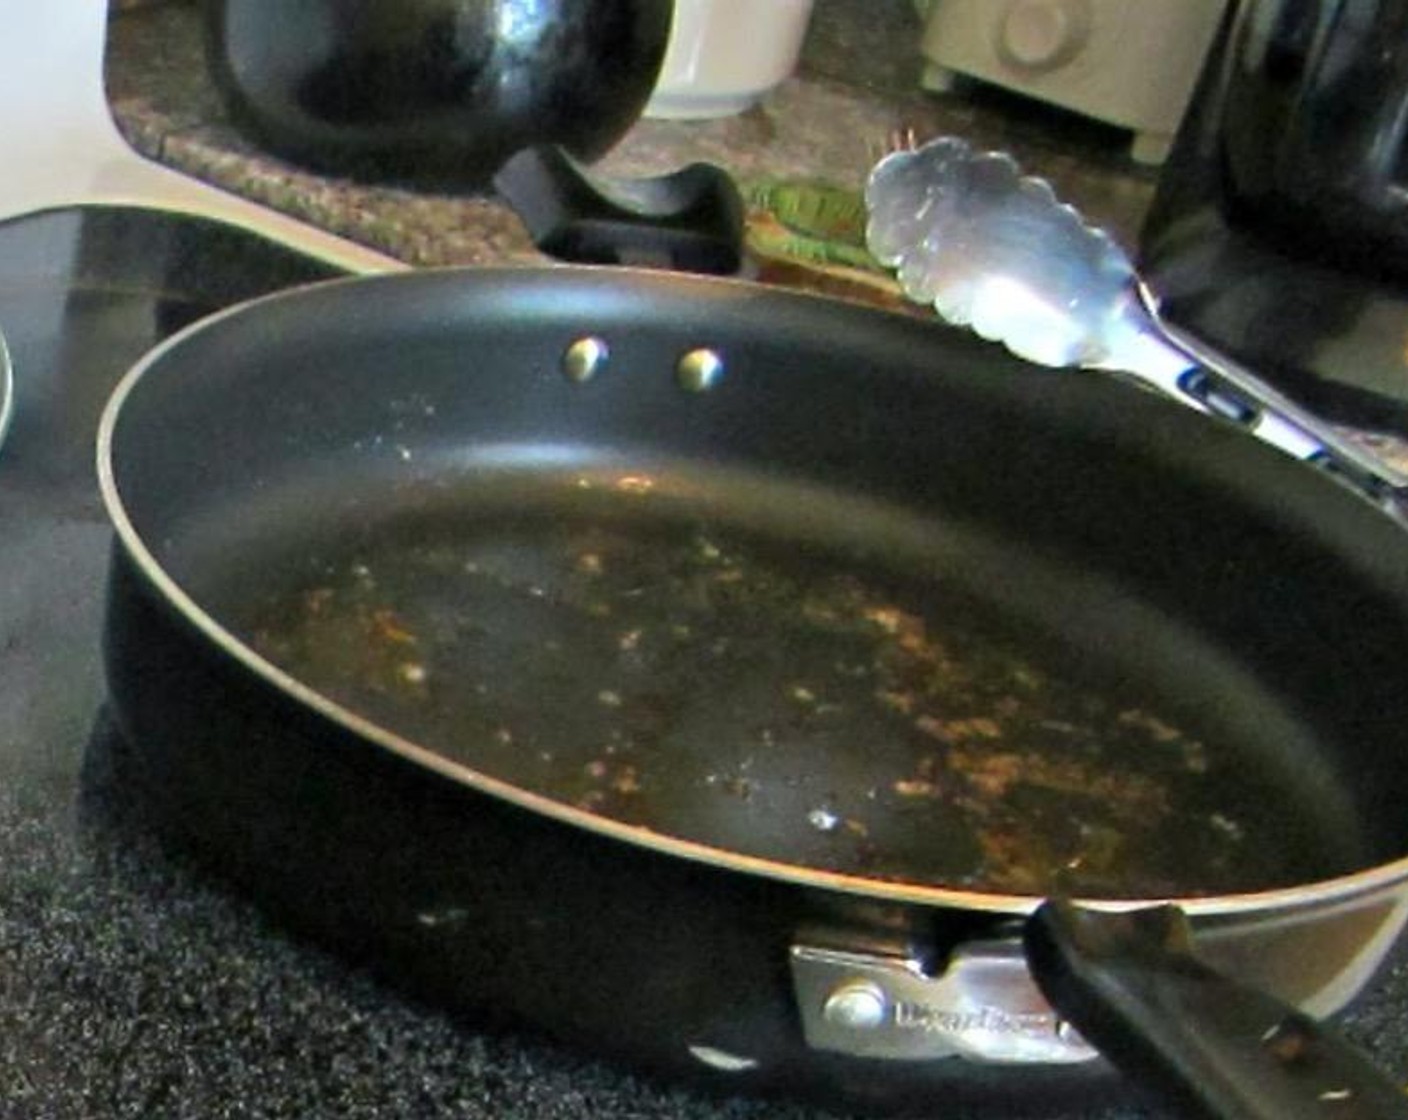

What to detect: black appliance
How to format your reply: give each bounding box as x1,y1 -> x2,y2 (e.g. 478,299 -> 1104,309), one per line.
1139,0 -> 1408,434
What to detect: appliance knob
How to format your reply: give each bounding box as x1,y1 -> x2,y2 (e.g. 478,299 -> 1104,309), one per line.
996,0 -> 1091,72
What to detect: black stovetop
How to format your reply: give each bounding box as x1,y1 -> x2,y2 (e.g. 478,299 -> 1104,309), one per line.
2,205 -> 1406,1120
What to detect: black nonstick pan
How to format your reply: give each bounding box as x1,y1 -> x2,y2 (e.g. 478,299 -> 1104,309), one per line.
98,266 -> 1408,1117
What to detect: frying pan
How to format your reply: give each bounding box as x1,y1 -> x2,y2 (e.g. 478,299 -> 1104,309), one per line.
97,266 -> 1408,1117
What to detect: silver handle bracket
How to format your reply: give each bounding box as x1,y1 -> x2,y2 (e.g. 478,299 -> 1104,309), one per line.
790,936 -> 1097,1065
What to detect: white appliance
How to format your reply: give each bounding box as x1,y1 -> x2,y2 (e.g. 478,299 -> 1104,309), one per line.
917,0 -> 1227,165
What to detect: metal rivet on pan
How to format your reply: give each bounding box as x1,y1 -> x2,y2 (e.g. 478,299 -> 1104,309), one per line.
676,347 -> 725,392
562,336 -> 610,383
822,980 -> 888,1031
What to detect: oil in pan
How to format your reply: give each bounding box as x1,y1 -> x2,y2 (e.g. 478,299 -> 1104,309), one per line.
209,465 -> 1352,901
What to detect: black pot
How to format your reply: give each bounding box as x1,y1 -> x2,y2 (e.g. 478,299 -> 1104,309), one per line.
204,0 -> 675,186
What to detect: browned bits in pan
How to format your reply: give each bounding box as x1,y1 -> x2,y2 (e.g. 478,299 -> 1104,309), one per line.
371,608 -> 416,645
611,766 -> 642,796
238,492 -> 1299,899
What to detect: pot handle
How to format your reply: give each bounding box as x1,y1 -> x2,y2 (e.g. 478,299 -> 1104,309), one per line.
493,145 -> 745,275
1024,900 -> 1408,1120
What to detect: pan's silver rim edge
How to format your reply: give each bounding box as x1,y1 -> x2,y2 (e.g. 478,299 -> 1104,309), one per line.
0,327 -> 13,455
95,269 -> 1408,925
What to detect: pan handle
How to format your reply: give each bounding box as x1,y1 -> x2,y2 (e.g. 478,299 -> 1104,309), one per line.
1024,900 -> 1408,1120
493,145 -> 745,275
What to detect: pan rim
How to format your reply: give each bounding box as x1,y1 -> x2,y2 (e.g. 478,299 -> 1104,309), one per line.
96,264 -> 1408,921
0,325 -> 12,456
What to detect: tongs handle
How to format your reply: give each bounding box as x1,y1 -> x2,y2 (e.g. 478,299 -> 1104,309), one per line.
1135,318 -> 1408,520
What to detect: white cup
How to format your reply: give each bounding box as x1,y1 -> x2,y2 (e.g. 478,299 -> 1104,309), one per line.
644,0 -> 816,119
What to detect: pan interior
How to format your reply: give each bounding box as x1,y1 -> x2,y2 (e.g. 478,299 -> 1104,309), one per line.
162,451 -> 1375,901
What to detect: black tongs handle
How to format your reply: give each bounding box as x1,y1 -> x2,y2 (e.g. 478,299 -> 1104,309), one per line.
1025,900 -> 1408,1120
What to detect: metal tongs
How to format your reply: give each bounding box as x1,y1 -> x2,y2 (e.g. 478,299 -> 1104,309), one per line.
864,136 -> 1407,514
